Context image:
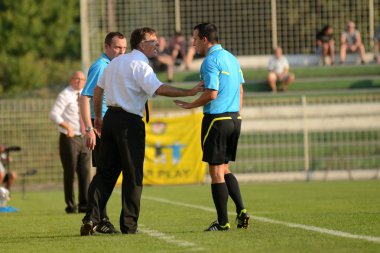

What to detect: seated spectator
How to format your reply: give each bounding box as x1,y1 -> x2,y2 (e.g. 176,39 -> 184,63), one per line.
168,31 -> 196,70
373,22 -> 380,64
340,21 -> 366,64
184,37 -> 196,70
267,47 -> 295,92
316,25 -> 335,65
150,36 -> 174,82
0,145 -> 17,191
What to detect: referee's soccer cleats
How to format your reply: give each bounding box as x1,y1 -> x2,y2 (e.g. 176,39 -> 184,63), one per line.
95,218 -> 119,234
80,220 -> 94,236
236,209 -> 250,229
204,221 -> 230,231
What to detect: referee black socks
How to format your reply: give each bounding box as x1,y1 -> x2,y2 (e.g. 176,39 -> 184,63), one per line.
211,182 -> 229,226
224,173 -> 245,214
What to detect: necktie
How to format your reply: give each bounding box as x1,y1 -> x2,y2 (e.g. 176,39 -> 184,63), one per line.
145,101 -> 150,123
77,92 -> 86,135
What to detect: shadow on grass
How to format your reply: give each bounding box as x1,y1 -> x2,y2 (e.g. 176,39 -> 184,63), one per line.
350,80 -> 380,89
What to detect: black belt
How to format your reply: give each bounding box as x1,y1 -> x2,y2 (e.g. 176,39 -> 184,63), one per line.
108,103 -> 150,123
107,106 -> 124,112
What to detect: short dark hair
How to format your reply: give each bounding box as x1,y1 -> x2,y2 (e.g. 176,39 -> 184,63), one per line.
104,32 -> 125,46
130,27 -> 157,50
193,23 -> 218,43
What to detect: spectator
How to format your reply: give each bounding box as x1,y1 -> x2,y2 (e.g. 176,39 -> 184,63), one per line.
184,37 -> 197,70
50,71 -> 91,214
169,31 -> 187,66
150,36 -> 174,82
316,25 -> 335,65
0,145 -> 17,191
267,47 -> 295,92
373,22 -> 380,64
340,21 -> 366,64
168,31 -> 196,70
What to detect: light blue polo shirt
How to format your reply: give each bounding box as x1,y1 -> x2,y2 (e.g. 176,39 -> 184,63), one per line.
81,53 -> 109,118
200,44 -> 245,114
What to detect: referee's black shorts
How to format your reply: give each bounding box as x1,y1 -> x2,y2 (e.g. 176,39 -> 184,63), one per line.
201,112 -> 242,164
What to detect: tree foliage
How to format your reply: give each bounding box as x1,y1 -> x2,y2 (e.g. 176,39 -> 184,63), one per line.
0,0 -> 81,94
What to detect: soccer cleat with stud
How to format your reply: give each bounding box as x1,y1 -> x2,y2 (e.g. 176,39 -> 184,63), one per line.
204,221 -> 230,231
80,220 -> 94,236
95,218 -> 119,234
236,209 -> 250,229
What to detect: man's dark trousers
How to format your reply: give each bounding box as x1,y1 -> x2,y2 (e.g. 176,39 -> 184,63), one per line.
85,108 -> 145,233
59,134 -> 91,212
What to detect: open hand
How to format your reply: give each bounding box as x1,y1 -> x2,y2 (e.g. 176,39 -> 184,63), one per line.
174,100 -> 192,109
190,80 -> 204,95
94,117 -> 103,137
85,130 -> 96,150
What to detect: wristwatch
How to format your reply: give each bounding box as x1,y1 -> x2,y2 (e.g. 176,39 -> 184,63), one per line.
85,126 -> 94,133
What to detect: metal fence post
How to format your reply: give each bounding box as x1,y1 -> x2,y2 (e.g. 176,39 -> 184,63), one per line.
369,0 -> 374,48
271,0 -> 278,50
302,96 -> 310,176
80,0 -> 90,76
175,0 -> 181,32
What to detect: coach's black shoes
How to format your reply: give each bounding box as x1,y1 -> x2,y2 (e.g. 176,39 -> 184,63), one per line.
236,209 -> 250,229
94,218 -> 119,234
204,221 -> 230,231
80,220 -> 94,236
65,206 -> 77,214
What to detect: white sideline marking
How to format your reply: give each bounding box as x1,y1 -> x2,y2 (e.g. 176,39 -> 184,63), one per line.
139,225 -> 203,251
143,196 -> 380,244
114,191 -> 202,251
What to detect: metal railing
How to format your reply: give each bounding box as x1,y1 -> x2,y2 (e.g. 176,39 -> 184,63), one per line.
1,90 -> 379,184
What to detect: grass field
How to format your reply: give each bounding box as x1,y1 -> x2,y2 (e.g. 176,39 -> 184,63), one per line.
155,65 -> 380,83
1,180 -> 380,253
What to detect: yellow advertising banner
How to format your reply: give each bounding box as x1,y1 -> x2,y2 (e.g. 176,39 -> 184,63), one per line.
117,113 -> 207,185
143,113 -> 207,185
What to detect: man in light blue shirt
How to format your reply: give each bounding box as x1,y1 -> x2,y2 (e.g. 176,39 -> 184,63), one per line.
175,23 -> 249,232
79,32 -> 127,234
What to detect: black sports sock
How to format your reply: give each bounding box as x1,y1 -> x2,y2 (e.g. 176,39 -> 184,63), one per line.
224,173 -> 245,213
211,183 -> 229,225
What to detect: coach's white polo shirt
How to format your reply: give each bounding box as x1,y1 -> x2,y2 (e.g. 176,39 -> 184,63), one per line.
98,49 -> 163,117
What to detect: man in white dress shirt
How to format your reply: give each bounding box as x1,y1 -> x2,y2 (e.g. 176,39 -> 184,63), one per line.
50,71 -> 91,214
80,27 -> 203,235
267,47 -> 295,92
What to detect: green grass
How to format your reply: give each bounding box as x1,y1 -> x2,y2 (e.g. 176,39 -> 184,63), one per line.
2,65 -> 378,99
155,64 -> 380,92
156,65 -> 380,82
1,181 -> 380,253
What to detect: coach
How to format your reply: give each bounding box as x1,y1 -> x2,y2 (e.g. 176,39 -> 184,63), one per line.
80,27 -> 203,235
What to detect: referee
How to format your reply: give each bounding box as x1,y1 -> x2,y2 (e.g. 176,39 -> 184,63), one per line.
80,27 -> 203,235
175,23 -> 250,231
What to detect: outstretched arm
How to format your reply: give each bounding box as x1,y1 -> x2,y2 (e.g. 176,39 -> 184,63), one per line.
155,80 -> 204,97
174,89 -> 217,109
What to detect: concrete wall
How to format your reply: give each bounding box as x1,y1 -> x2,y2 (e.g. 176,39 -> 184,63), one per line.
241,103 -> 380,132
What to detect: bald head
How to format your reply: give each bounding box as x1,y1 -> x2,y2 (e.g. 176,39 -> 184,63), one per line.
70,71 -> 86,91
274,47 -> 283,59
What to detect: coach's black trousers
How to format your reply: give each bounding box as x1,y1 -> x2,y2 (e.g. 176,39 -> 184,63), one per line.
59,134 -> 91,212
85,108 -> 145,233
